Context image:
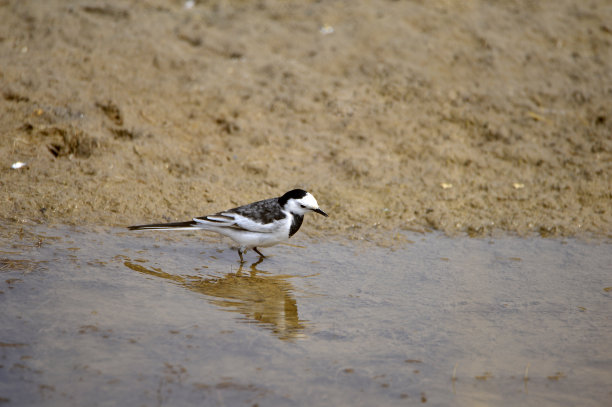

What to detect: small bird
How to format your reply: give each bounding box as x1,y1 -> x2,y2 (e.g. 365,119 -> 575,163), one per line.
128,189 -> 328,262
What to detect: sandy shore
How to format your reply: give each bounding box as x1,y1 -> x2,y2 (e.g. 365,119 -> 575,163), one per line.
1,0 -> 611,241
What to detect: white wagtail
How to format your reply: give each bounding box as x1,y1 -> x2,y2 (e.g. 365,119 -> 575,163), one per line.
128,189 -> 328,262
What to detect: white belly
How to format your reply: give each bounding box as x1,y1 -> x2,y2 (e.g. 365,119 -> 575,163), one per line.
210,217 -> 291,249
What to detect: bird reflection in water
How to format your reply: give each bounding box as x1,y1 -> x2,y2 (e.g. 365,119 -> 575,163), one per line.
123,258 -> 307,340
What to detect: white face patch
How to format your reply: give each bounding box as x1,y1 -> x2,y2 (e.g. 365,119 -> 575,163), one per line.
284,192 -> 320,215
298,192 -> 319,210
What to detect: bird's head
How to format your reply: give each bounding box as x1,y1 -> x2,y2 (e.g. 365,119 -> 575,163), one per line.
279,189 -> 328,217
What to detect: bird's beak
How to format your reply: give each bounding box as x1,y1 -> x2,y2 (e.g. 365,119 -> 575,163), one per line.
313,208 -> 328,217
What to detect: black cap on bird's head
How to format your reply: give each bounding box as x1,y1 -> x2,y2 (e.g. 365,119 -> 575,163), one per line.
279,189 -> 308,204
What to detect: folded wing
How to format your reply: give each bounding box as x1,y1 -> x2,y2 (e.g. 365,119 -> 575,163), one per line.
193,212 -> 281,233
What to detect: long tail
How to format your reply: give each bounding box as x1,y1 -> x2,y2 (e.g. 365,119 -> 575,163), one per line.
128,220 -> 199,231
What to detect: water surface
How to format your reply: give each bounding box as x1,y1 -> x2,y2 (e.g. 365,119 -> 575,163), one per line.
1,225 -> 611,406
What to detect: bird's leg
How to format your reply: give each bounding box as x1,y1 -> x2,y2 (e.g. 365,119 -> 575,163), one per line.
253,247 -> 266,258
237,248 -> 245,263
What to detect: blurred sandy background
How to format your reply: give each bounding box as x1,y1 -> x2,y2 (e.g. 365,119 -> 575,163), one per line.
1,0 -> 610,241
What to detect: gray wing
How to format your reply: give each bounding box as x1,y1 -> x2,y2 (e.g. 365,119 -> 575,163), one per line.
193,197 -> 285,233
227,198 -> 285,224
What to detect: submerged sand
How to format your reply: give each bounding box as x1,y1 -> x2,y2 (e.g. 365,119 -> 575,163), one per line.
1,0 -> 611,241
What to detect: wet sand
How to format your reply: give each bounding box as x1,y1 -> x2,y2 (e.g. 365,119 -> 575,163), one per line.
1,224 -> 611,406
1,0 -> 611,240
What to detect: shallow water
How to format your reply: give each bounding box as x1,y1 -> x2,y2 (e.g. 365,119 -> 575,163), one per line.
1,225 -> 611,406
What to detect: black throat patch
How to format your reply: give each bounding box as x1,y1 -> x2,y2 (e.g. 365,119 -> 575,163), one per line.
289,214 -> 304,237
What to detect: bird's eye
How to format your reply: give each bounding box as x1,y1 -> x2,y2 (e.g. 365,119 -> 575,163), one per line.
300,204 -> 306,208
